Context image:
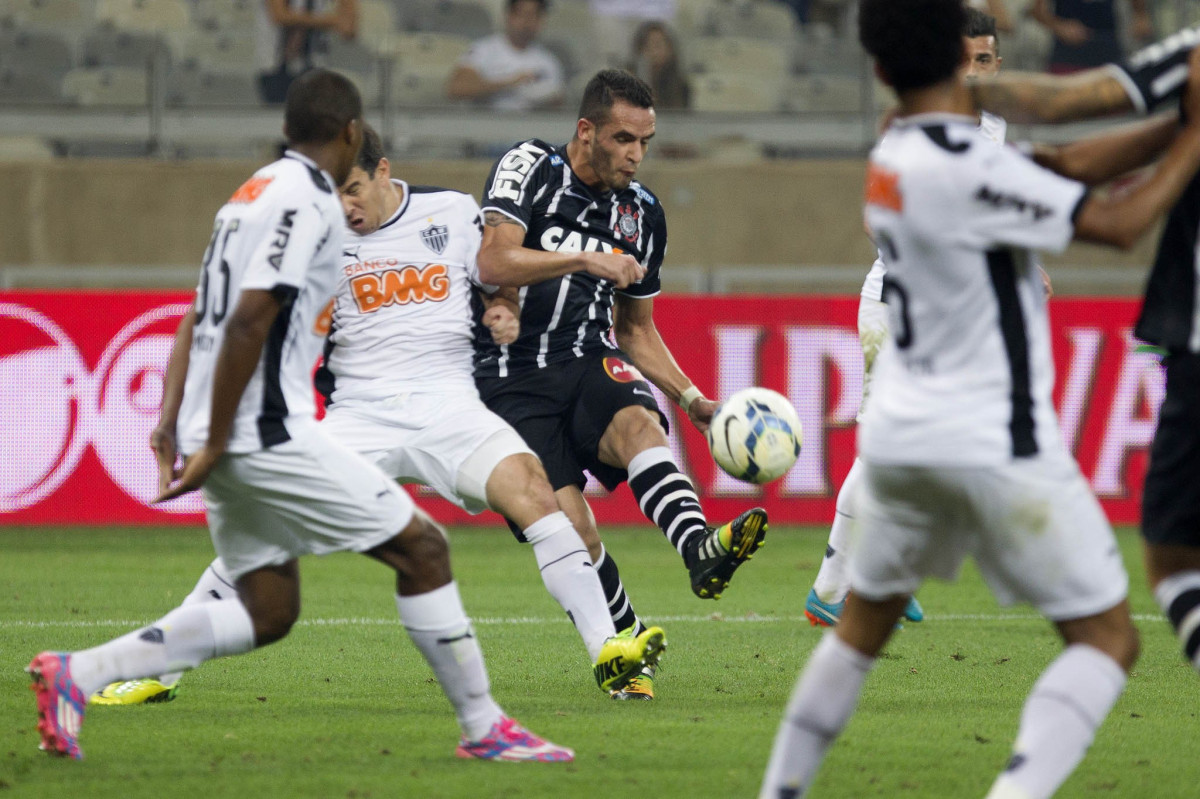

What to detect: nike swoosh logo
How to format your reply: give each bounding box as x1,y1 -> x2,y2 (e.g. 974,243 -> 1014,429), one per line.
632,388 -> 654,398
563,187 -> 591,202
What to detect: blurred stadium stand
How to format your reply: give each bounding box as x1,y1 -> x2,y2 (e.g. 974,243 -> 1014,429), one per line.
0,0 -> 1192,293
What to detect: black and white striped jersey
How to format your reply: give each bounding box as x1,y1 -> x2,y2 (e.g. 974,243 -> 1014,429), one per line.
1135,172 -> 1200,354
473,138 -> 668,378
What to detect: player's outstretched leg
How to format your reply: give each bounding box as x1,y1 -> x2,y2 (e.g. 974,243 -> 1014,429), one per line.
91,558 -> 238,706
688,506 -> 769,600
624,444 -> 768,599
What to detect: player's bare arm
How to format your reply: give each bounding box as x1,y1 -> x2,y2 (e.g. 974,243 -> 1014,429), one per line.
970,68 -> 1135,123
1074,51 -> 1200,249
478,210 -> 645,289
150,308 -> 195,494
1032,112 -> 1180,185
613,293 -> 716,432
155,289 -> 283,502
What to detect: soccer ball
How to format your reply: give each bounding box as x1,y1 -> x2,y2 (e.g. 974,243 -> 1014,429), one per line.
707,387 -> 802,484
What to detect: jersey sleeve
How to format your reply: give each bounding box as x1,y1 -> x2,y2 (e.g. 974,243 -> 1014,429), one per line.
1110,27 -> 1200,114
242,196 -> 336,293
948,145 -> 1087,255
460,194 -> 495,293
618,206 -> 666,298
480,139 -> 553,229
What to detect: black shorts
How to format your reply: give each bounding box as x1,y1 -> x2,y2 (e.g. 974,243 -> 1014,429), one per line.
1142,352 -> 1200,547
476,350 -> 668,492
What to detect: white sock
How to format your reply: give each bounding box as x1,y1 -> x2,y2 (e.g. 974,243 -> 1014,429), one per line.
759,632 -> 874,798
157,558 -> 239,686
811,458 -> 862,603
396,582 -> 504,742
525,512 -> 617,661
69,600 -> 256,698
986,644 -> 1126,799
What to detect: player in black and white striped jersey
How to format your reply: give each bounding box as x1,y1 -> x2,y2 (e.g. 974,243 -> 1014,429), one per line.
474,69 -> 768,700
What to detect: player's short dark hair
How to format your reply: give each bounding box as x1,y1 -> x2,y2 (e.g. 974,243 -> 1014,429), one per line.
355,123 -> 385,177
859,0 -> 965,93
578,68 -> 654,126
284,69 -> 363,146
507,0 -> 547,12
963,6 -> 999,41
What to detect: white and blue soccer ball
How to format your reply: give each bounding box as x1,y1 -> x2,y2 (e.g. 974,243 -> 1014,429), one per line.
707,387 -> 802,485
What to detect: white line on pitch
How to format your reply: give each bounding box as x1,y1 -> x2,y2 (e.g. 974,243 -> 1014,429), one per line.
4,612 -> 1166,629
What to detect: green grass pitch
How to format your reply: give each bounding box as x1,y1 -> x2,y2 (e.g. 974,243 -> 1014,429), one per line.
1,524 -> 1196,798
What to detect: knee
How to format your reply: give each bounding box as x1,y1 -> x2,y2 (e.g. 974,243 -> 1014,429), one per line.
399,515 -> 451,568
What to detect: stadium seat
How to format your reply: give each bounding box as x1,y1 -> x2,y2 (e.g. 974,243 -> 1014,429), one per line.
82,27 -> 170,70
168,68 -> 258,106
387,32 -> 471,69
175,30 -> 256,75
0,66 -> 64,104
674,0 -> 718,36
685,36 -> 791,78
0,135 -> 56,160
690,73 -> 782,112
324,36 -> 379,74
191,0 -> 256,30
708,1 -> 800,42
96,0 -> 191,34
388,64 -> 452,107
4,0 -> 92,30
61,66 -> 149,106
404,0 -> 493,39
357,0 -> 397,53
0,28 -> 74,80
783,73 -> 863,113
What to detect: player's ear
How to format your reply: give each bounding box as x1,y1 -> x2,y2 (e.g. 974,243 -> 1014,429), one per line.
378,157 -> 391,182
575,117 -> 594,145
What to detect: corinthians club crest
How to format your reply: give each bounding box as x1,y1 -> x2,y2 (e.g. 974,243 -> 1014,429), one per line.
614,203 -> 639,243
420,223 -> 449,255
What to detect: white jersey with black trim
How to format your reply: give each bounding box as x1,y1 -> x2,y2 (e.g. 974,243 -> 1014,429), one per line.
320,181 -> 488,404
862,110 -> 1010,303
178,150 -> 345,454
859,113 -> 1087,466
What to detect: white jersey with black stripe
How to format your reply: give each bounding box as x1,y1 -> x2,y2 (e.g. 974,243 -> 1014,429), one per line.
320,181 -> 488,404
178,150 -> 345,455
859,114 -> 1086,466
861,111 -> 1010,303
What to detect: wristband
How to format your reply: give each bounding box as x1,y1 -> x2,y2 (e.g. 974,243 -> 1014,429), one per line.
679,385 -> 704,414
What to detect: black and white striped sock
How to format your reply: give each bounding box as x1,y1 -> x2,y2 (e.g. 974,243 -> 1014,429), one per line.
627,446 -> 709,561
594,545 -> 642,635
1154,571 -> 1200,671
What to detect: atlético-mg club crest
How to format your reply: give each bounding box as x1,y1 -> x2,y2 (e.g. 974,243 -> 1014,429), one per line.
421,223 -> 449,255
614,204 -> 639,243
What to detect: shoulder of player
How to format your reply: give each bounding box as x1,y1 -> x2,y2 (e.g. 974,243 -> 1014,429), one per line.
403,184 -> 481,219
493,138 -> 557,166
224,158 -> 338,224
624,180 -> 664,220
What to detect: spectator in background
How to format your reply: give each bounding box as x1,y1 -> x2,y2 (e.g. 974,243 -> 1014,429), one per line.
629,21 -> 689,110
1030,0 -> 1153,74
446,0 -> 565,111
255,0 -> 358,103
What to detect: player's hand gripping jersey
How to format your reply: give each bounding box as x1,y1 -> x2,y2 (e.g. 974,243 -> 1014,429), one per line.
177,151 -> 345,454
319,182 -> 491,403
474,139 -> 667,377
860,115 -> 1087,466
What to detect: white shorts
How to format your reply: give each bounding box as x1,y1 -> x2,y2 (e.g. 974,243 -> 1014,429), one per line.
850,450 -> 1129,621
857,295 -> 889,421
320,391 -> 534,513
203,427 -> 415,582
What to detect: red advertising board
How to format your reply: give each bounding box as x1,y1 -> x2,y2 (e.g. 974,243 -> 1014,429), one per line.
0,291 -> 1161,527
